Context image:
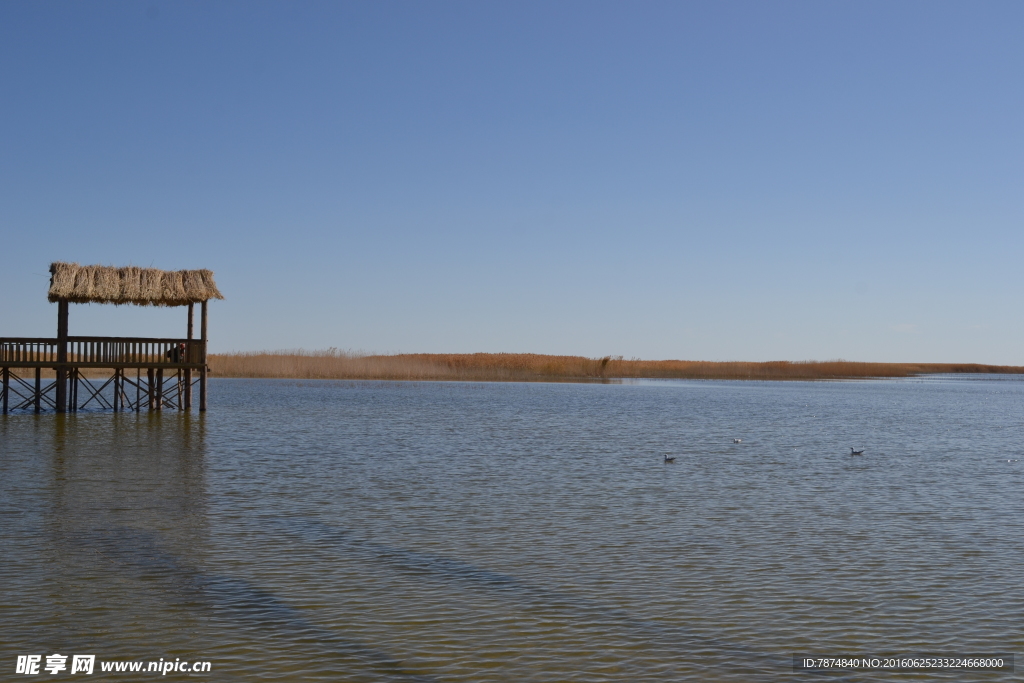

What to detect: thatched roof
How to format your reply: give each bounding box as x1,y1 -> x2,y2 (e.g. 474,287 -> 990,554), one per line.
48,262 -> 224,306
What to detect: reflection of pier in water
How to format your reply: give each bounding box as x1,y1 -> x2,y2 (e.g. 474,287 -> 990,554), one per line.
1,262 -> 222,414
19,413 -> 216,661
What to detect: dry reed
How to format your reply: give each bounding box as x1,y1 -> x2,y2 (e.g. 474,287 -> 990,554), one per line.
48,262 -> 223,306
208,351 -> 1024,382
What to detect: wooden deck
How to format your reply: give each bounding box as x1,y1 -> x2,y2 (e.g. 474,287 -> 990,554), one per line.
0,337 -> 205,368
1,336 -> 208,413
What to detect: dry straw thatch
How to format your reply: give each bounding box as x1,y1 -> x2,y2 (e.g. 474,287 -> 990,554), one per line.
48,262 -> 224,306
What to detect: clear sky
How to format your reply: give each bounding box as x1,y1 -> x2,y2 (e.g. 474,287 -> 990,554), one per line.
2,1 -> 1022,362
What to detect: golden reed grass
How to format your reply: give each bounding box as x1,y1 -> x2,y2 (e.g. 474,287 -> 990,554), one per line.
207,350 -> 1024,382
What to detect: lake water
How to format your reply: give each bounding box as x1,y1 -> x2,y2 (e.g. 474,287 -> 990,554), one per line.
2,377 -> 1022,681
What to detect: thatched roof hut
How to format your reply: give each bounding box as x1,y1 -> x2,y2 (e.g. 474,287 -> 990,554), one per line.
48,262 -> 224,307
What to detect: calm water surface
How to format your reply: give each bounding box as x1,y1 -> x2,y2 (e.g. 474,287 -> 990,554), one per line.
2,377 -> 1022,681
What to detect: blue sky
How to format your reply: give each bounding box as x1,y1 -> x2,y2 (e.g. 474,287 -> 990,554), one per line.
2,1 -> 1022,362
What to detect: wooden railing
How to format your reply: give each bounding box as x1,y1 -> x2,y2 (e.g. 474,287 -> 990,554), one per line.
0,337 -> 205,367
0,338 -> 58,363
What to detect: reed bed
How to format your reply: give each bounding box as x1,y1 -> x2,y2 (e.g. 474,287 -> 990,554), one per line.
208,350 -> 1024,382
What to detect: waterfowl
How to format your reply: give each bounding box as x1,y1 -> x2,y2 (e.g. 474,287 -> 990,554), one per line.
664,454 -> 676,464
850,447 -> 865,455
733,438 -> 742,443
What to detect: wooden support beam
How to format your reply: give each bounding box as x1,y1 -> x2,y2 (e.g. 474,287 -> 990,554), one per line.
2,367 -> 8,414
185,303 -> 193,409
34,367 -> 41,413
56,300 -> 68,413
156,368 -> 163,411
147,368 -> 156,411
176,369 -> 184,411
113,369 -> 120,412
199,300 -> 208,412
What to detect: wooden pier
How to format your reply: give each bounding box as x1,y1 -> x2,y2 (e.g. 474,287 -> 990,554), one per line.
1,262 -> 222,414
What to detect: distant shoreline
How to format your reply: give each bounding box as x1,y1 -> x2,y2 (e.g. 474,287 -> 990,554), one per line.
206,351 -> 1024,382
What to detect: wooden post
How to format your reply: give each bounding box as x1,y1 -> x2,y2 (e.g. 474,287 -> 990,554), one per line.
185,303 -> 193,409
70,369 -> 77,412
34,367 -> 41,413
135,368 -> 140,412
56,299 -> 69,413
199,300 -> 208,412
147,368 -> 155,411
2,367 -> 8,414
155,368 -> 163,410
113,369 -> 120,412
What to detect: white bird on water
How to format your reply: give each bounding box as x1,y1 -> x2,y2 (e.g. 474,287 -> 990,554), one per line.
664,454 -> 676,464
733,438 -> 742,443
850,447 -> 865,455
